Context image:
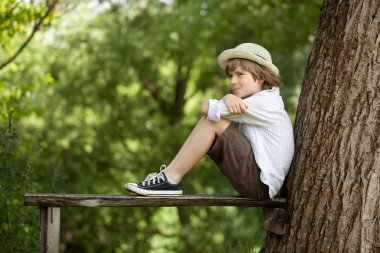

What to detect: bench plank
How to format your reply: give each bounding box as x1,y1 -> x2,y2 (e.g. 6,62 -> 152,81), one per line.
24,193 -> 286,208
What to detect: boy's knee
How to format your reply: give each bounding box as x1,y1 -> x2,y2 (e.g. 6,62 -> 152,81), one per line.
212,118 -> 230,136
218,118 -> 230,127
198,117 -> 230,133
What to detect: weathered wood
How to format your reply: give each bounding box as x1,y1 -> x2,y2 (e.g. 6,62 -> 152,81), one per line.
24,193 -> 286,208
40,207 -> 48,253
40,207 -> 60,253
27,193 -> 286,252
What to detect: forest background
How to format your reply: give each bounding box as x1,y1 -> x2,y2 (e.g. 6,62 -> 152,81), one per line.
1,0 -> 322,252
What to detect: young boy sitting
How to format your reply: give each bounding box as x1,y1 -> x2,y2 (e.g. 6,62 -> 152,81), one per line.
124,43 -> 294,234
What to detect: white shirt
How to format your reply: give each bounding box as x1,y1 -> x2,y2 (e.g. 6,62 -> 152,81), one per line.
207,87 -> 294,198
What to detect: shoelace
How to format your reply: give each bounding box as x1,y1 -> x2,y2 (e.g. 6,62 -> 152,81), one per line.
141,165 -> 167,186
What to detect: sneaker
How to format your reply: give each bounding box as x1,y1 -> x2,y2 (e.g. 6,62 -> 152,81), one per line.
124,165 -> 183,196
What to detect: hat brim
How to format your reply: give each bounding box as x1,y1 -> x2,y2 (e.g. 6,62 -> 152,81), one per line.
217,49 -> 279,76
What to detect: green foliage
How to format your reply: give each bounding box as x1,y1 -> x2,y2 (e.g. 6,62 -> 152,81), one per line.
0,0 -> 57,117
0,0 -> 322,252
0,115 -> 39,252
0,0 -> 47,46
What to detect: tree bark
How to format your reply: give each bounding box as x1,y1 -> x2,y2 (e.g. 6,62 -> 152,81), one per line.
262,0 -> 380,252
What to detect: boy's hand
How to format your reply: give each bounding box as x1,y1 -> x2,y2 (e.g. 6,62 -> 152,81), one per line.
223,94 -> 249,114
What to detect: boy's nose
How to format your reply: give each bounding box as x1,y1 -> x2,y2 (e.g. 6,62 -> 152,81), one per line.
230,75 -> 238,85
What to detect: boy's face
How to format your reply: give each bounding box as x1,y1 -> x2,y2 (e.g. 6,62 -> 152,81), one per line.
227,67 -> 264,98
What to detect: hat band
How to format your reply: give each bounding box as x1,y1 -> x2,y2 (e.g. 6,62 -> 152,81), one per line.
251,53 -> 268,62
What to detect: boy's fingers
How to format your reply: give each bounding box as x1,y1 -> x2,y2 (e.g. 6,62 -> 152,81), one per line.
228,102 -> 247,114
230,105 -> 239,114
234,105 -> 241,114
241,103 -> 248,112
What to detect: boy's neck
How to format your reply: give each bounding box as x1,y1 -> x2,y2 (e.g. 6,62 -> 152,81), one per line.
241,89 -> 264,99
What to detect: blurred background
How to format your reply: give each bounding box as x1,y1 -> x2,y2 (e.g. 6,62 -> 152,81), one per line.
0,0 -> 322,252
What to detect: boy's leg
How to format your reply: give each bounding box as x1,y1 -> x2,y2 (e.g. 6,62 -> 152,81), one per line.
124,117 -> 230,196
164,117 -> 230,183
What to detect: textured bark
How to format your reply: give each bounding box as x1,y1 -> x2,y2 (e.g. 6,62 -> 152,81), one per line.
262,0 -> 380,252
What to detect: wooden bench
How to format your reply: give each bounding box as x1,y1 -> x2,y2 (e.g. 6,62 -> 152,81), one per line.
24,193 -> 286,253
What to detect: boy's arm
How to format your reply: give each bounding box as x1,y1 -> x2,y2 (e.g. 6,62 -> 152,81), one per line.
200,100 -> 209,116
205,95 -> 266,125
203,98 -> 234,122
200,94 -> 247,117
222,94 -> 249,114
200,98 -> 231,121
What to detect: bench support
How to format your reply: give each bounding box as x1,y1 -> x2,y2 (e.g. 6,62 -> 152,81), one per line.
40,207 -> 60,253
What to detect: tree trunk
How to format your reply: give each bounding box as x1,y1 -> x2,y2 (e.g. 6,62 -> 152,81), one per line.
262,0 -> 380,252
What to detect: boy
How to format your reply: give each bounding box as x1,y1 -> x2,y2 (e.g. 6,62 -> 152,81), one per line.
125,43 -> 294,233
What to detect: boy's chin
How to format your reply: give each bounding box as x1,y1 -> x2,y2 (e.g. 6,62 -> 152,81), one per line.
233,91 -> 244,97
236,92 -> 255,98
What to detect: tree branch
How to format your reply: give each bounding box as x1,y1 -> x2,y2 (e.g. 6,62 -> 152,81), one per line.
137,73 -> 170,115
0,0 -> 58,70
172,64 -> 191,122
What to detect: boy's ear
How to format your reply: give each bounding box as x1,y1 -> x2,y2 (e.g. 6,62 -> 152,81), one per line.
258,79 -> 265,85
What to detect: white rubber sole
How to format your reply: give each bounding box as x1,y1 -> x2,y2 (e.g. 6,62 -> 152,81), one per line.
124,183 -> 183,196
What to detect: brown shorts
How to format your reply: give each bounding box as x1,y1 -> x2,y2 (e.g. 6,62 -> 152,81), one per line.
208,123 -> 269,200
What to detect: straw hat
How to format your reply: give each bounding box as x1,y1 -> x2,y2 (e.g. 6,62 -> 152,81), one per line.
217,43 -> 279,76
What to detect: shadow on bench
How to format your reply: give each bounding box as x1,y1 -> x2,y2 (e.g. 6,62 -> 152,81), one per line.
24,193 -> 286,253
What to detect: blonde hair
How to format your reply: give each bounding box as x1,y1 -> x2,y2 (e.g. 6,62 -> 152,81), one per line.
224,58 -> 282,88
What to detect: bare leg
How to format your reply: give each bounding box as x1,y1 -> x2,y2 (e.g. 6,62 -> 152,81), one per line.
164,117 -> 230,183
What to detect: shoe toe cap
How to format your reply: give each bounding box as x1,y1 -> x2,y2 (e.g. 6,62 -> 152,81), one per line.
124,183 -> 138,189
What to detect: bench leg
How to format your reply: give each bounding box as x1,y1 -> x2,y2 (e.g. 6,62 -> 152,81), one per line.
40,207 -> 60,253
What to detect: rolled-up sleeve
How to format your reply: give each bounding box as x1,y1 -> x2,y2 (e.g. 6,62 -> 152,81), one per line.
207,99 -> 232,122
207,99 -> 221,122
